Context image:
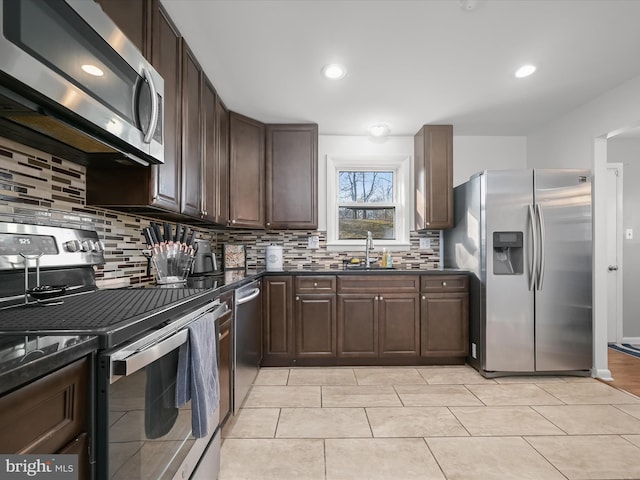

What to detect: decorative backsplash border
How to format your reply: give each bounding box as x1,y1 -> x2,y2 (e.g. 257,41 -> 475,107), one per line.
0,135 -> 441,288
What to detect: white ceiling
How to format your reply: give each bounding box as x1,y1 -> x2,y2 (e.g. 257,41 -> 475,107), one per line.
160,0 -> 640,137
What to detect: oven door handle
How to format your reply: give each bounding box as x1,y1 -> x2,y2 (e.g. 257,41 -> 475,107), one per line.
112,329 -> 188,377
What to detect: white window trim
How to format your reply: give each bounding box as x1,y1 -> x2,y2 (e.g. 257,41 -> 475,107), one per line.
326,154 -> 411,250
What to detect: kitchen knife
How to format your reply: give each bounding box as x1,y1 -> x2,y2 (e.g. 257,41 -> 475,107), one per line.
181,226 -> 190,246
152,223 -> 163,246
174,223 -> 182,243
163,222 -> 172,243
148,225 -> 159,245
142,227 -> 154,247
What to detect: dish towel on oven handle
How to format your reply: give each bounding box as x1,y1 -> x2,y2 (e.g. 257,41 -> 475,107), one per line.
175,311 -> 220,438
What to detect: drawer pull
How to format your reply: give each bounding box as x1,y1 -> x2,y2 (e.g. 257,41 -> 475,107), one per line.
442,282 -> 447,287
218,330 -> 230,341
314,282 -> 318,287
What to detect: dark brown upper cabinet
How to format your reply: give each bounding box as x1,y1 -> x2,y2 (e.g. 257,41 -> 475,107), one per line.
265,124 -> 318,230
414,125 -> 454,230
180,41 -> 203,218
214,95 -> 230,225
201,81 -> 230,226
96,0 -> 151,58
86,0 -> 183,217
229,112 -> 265,228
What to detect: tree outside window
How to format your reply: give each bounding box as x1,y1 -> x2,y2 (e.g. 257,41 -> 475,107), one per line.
338,171 -> 395,240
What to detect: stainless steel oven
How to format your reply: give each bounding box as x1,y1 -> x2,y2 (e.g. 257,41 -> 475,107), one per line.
0,0 -> 164,165
98,301 -> 228,480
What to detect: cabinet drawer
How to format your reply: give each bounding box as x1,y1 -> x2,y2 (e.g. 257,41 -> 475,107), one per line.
295,275 -> 336,293
338,275 -> 419,293
421,275 -> 468,293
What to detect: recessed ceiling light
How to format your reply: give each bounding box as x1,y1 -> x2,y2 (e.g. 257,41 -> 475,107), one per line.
321,64 -> 347,80
369,123 -> 391,137
515,64 -> 536,78
81,64 -> 104,77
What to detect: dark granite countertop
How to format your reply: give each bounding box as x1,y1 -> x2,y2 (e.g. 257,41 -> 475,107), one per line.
0,334 -> 98,396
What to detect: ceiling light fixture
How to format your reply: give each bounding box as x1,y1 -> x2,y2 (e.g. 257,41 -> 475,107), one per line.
369,123 -> 391,137
515,64 -> 536,78
321,64 -> 347,80
81,64 -> 104,77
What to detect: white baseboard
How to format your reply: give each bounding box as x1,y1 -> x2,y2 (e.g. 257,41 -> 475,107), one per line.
621,337 -> 640,344
592,368 -> 613,381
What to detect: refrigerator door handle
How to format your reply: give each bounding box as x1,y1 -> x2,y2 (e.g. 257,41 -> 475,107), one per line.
535,203 -> 546,290
528,204 -> 538,291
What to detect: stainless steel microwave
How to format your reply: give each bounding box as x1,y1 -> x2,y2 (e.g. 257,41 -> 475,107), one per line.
0,0 -> 164,166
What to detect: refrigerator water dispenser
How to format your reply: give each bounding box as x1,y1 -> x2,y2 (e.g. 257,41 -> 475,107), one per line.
492,231 -> 523,275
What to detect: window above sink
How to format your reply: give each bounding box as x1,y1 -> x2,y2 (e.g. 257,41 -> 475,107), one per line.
326,154 -> 411,250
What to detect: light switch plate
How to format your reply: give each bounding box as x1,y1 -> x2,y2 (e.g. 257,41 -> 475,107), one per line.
308,235 -> 319,249
419,237 -> 431,249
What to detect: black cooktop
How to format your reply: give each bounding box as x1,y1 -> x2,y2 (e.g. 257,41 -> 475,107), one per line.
0,288 -> 214,349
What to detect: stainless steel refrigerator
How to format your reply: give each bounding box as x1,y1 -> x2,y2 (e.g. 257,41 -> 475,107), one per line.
443,169 -> 592,376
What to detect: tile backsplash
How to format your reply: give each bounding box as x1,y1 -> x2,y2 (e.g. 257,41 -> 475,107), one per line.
0,135 -> 440,288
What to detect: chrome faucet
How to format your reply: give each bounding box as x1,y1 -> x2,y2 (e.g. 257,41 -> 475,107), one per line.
365,231 -> 374,268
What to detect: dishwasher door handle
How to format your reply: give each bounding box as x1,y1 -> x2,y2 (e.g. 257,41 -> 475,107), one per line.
236,288 -> 260,305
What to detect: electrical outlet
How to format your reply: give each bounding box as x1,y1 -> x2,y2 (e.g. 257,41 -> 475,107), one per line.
419,237 -> 431,249
626,228 -> 633,240
308,235 -> 319,249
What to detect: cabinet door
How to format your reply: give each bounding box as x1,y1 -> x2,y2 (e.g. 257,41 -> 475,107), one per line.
420,293 -> 469,357
214,95 -> 230,225
59,433 -> 89,480
337,294 -> 378,357
0,357 -> 89,454
201,78 -> 217,222
379,294 -> 420,357
263,277 -> 294,361
180,41 -> 203,217
229,112 -> 265,228
414,125 -> 453,229
96,0 -> 150,58
149,0 -> 181,211
266,124 -> 318,229
295,294 -> 336,358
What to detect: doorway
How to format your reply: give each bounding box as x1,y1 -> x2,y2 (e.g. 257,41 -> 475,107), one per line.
606,164 -> 623,344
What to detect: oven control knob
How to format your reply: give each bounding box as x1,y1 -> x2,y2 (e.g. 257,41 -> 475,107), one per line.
92,240 -> 104,253
79,240 -> 90,252
64,240 -> 81,252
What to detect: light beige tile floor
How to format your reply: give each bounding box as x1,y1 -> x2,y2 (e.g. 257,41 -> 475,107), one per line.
221,365 -> 640,480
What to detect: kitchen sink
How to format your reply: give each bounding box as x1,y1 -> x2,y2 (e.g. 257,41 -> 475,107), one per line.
344,265 -> 396,271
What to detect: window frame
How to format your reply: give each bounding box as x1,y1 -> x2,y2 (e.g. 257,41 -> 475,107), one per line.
326,154 -> 411,249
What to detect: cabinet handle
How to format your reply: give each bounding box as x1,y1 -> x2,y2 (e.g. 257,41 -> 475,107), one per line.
296,296 -> 300,301
379,296 -> 383,301
442,282 -> 447,287
231,220 -> 236,224
218,330 -> 230,341
374,296 -> 378,301
313,282 -> 318,287
267,222 -> 271,226
422,295 -> 426,300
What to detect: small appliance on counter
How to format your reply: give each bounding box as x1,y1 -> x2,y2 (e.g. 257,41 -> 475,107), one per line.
192,239 -> 218,275
265,244 -> 283,272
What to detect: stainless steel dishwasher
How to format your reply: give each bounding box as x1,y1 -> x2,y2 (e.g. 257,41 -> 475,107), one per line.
233,279 -> 262,413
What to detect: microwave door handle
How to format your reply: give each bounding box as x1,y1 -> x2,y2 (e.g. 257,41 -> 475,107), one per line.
112,328 -> 188,378
142,67 -> 159,144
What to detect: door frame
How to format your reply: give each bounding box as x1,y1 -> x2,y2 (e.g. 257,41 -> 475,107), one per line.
606,163 -> 623,344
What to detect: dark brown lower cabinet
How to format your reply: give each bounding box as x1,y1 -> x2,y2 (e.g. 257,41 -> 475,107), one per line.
421,293 -> 469,357
218,291 -> 233,428
295,294 -> 336,358
262,277 -> 294,364
379,294 -> 420,357
0,357 -> 90,479
337,294 -> 378,357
